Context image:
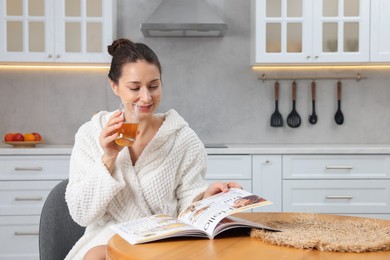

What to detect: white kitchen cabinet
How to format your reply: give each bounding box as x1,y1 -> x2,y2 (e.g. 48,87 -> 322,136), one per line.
251,0 -> 370,64
0,0 -> 116,63
206,155 -> 252,192
312,0 -> 369,63
205,180 -> 252,193
0,181 -> 62,215
282,155 -> 390,220
370,0 -> 390,62
252,155 -> 282,212
0,155 -> 71,180
0,153 -> 70,260
283,154 -> 390,179
206,155 -> 283,212
2,146 -> 389,258
283,179 -> 390,214
0,216 -> 40,260
206,153 -> 390,219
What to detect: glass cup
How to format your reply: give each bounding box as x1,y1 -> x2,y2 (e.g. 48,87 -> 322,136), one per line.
114,103 -> 139,146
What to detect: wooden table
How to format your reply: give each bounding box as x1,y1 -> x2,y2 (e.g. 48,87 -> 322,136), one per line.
107,212 -> 390,260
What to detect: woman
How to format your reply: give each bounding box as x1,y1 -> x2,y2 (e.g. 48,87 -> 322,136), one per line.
65,38 -> 241,260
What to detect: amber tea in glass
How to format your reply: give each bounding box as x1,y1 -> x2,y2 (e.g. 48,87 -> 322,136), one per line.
115,103 -> 139,146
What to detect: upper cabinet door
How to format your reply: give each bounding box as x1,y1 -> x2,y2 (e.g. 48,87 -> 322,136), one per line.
54,0 -> 115,63
252,0 -> 313,64
251,0 -> 370,64
370,0 -> 390,62
312,0 -> 370,63
0,0 -> 116,63
0,0 -> 55,62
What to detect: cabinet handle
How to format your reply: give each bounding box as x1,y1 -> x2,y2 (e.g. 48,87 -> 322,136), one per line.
325,166 -> 353,170
14,196 -> 43,201
56,54 -> 61,59
14,232 -> 39,236
325,196 -> 353,200
306,56 -> 311,59
314,56 -> 319,59
14,167 -> 43,171
48,54 -> 52,58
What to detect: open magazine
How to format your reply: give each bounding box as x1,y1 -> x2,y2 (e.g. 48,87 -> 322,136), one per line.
110,188 -> 279,245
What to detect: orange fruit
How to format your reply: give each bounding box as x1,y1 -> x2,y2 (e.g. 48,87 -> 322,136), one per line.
23,133 -> 36,141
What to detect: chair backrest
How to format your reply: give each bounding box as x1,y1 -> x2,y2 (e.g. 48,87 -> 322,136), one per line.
39,179 -> 85,260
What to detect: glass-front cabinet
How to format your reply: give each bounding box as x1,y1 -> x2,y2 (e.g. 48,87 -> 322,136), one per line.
370,0 -> 390,62
0,0 -> 116,63
251,0 -> 370,64
312,0 -> 369,63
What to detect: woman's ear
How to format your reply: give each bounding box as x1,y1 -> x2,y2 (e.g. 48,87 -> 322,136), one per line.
110,80 -> 119,96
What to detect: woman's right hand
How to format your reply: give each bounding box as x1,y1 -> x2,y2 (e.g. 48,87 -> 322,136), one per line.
99,110 -> 124,172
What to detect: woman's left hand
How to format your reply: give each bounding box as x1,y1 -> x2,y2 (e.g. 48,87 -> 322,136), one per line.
203,181 -> 242,199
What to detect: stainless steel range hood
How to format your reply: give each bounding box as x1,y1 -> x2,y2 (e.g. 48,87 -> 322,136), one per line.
140,0 -> 228,37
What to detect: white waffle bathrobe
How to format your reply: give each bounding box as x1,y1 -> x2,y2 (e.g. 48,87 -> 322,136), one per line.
65,109 -> 208,259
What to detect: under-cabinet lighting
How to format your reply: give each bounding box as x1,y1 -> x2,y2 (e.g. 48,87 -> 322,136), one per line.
0,64 -> 110,70
251,64 -> 390,70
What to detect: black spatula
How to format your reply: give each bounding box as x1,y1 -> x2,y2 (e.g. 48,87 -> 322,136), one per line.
270,81 -> 283,127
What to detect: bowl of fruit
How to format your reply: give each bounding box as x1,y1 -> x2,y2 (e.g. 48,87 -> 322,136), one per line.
3,132 -> 43,147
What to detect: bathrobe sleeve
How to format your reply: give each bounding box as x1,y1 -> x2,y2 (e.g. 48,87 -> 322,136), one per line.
174,127 -> 209,214
65,121 -> 125,227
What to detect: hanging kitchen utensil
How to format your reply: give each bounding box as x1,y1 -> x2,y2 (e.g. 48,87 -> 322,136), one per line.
334,80 -> 344,125
287,81 -> 301,128
270,81 -> 283,127
309,80 -> 318,124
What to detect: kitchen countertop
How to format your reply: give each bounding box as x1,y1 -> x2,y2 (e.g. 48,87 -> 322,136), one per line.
1,144 -> 390,155
0,144 -> 73,155
205,144 -> 390,154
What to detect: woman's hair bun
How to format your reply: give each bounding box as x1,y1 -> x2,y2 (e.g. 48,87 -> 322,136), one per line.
107,38 -> 162,83
107,38 -> 134,56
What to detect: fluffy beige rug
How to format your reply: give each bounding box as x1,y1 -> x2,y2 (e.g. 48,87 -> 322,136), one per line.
251,214 -> 390,252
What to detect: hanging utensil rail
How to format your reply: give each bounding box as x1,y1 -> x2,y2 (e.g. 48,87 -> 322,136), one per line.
259,73 -> 366,82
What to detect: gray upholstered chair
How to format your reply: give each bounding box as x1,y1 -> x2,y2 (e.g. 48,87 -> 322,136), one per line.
39,179 -> 85,260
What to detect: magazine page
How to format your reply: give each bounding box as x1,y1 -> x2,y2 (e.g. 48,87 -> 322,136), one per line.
212,216 -> 280,237
178,188 -> 272,236
110,214 -> 207,245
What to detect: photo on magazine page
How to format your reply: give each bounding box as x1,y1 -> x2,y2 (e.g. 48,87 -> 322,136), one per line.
178,188 -> 272,233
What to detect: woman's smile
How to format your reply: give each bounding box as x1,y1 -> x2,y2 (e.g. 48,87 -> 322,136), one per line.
138,103 -> 154,112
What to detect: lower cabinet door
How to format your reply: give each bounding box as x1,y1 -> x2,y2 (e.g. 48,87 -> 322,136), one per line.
0,180 -> 62,215
206,155 -> 251,180
205,179 -> 252,192
0,215 -> 40,260
283,180 -> 390,214
252,155 -> 282,212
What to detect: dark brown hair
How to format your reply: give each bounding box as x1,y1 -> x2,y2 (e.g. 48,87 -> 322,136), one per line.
107,38 -> 162,84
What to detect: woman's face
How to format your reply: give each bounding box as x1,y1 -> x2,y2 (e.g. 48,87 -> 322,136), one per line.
111,60 -> 162,120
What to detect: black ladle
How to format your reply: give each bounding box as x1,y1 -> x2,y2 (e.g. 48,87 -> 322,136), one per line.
334,81 -> 344,125
309,81 -> 318,124
287,81 -> 301,128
